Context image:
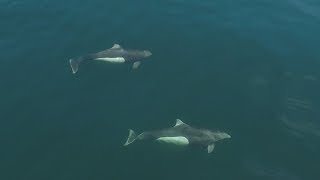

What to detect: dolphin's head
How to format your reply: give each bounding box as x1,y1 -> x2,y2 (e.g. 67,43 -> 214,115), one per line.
143,50 -> 152,57
217,132 -> 231,139
206,130 -> 231,142
127,50 -> 152,62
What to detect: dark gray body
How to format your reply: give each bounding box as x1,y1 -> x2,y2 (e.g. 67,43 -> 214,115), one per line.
124,119 -> 231,153
140,124 -> 225,147
69,44 -> 152,73
92,48 -> 151,62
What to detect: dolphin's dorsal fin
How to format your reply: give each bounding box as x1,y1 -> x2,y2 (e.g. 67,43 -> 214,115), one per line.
208,144 -> 215,153
174,119 -> 188,127
111,44 -> 122,49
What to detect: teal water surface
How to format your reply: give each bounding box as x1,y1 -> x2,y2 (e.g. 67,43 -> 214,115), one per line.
1,0 -> 320,179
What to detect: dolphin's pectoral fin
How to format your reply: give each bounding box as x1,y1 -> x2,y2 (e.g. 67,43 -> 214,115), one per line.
174,119 -> 189,127
132,61 -> 141,69
207,144 -> 215,153
111,44 -> 122,49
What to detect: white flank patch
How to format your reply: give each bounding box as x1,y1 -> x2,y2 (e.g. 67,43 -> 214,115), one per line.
95,57 -> 125,63
156,136 -> 189,146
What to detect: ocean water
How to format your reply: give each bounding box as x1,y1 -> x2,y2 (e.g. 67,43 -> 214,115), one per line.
1,0 -> 320,179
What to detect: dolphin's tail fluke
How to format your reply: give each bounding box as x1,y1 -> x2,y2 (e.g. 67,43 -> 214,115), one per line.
69,58 -> 80,74
124,129 -> 138,146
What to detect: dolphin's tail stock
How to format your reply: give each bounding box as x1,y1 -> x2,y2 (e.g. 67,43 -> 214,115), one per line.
124,129 -> 138,146
69,58 -> 80,74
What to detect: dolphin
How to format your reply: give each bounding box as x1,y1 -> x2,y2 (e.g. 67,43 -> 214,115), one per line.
69,44 -> 152,74
124,119 -> 231,153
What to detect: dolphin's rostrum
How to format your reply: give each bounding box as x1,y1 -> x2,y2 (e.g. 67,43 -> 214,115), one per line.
124,119 -> 231,153
69,44 -> 152,74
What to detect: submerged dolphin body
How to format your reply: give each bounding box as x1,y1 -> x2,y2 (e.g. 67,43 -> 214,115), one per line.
124,119 -> 231,153
69,44 -> 152,73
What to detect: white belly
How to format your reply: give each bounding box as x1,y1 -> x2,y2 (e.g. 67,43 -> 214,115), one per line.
94,57 -> 125,63
156,136 -> 189,146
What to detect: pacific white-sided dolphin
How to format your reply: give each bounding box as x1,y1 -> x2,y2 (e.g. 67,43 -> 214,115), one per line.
124,119 -> 231,153
69,44 -> 152,74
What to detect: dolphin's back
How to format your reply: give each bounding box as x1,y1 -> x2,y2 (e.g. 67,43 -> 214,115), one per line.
94,49 -> 126,58
141,126 -> 216,146
96,48 -> 149,61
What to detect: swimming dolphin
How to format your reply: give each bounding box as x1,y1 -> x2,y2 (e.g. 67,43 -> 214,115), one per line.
69,44 -> 152,74
124,119 -> 231,153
